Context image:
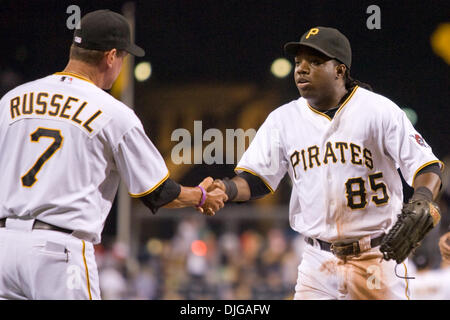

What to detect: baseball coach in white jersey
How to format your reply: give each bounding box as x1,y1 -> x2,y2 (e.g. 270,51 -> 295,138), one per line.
0,9 -> 227,300
208,26 -> 444,299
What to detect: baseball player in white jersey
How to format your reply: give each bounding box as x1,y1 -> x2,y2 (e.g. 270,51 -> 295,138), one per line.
209,27 -> 443,299
0,9 -> 227,300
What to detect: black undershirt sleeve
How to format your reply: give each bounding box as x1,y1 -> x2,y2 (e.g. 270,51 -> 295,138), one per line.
237,171 -> 272,200
139,178 -> 181,214
414,162 -> 442,189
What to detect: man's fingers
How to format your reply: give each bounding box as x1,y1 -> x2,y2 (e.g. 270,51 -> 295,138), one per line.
209,190 -> 227,206
440,232 -> 450,248
199,177 -> 214,190
204,207 -> 215,216
202,179 -> 227,193
197,187 -> 228,216
210,188 -> 227,197
198,205 -> 214,216
213,180 -> 226,191
445,232 -> 450,242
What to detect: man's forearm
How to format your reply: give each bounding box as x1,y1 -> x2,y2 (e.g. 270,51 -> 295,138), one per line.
164,186 -> 203,208
215,175 -> 267,202
413,172 -> 441,200
231,176 -> 251,201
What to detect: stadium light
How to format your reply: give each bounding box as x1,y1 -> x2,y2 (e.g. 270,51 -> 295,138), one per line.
146,238 -> 163,255
191,240 -> 207,256
270,58 -> 292,78
134,61 -> 152,82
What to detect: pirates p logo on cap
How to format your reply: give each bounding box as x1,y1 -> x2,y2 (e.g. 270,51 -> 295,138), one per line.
306,28 -> 319,39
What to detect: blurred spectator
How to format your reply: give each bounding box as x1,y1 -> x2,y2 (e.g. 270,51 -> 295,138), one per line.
130,265 -> 158,300
409,260 -> 450,300
99,267 -> 127,300
95,241 -> 129,299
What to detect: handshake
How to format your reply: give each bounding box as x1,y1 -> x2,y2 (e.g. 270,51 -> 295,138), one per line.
195,177 -> 229,216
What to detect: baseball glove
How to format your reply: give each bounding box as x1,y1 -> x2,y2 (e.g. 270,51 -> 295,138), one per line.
380,199 -> 441,264
439,232 -> 450,262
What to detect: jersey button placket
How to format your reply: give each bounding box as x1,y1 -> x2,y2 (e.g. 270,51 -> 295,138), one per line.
324,169 -> 334,235
328,173 -> 335,206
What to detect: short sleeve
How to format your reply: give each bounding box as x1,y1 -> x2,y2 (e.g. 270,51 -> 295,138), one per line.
383,105 -> 442,186
235,113 -> 288,192
113,125 -> 169,197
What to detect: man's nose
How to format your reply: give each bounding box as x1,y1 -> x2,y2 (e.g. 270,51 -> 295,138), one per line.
296,60 -> 309,74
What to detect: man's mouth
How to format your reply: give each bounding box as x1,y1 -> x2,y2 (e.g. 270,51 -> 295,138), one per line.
297,78 -> 311,89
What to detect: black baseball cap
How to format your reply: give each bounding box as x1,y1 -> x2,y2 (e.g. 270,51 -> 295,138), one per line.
73,9 -> 145,57
284,26 -> 351,69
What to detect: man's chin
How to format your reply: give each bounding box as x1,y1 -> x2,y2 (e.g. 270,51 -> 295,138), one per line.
297,87 -> 313,98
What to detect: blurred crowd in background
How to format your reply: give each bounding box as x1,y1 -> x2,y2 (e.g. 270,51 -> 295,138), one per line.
95,216 -> 303,300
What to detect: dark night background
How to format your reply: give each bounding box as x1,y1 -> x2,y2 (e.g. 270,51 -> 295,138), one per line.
0,0 -> 448,156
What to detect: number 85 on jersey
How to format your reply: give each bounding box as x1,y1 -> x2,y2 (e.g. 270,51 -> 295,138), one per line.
345,172 -> 389,210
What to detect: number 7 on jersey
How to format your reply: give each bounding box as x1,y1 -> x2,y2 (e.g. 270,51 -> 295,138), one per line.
21,127 -> 63,187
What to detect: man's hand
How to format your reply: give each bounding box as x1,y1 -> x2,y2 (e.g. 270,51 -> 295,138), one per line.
206,177 -> 251,202
207,179 -> 226,192
439,231 -> 450,263
197,177 -> 228,216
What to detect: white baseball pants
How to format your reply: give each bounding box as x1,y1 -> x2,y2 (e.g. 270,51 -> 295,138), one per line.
0,218 -> 100,300
294,238 -> 412,300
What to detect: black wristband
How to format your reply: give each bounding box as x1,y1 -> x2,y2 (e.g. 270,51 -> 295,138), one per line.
222,177 -> 238,201
411,186 -> 433,202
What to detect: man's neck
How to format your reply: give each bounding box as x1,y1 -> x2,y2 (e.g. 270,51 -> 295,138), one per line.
62,60 -> 103,88
308,85 -> 348,112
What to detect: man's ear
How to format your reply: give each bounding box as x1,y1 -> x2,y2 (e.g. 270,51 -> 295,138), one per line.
105,49 -> 117,68
335,63 -> 346,79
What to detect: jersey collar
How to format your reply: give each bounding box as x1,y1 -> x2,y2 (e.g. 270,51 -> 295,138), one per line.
54,72 -> 95,85
306,85 -> 359,121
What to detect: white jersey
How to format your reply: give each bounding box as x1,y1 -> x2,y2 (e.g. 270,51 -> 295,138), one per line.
0,72 -> 168,244
236,86 -> 442,242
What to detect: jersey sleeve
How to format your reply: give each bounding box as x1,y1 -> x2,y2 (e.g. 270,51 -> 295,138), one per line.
235,112 -> 288,192
113,125 -> 169,197
382,105 -> 442,187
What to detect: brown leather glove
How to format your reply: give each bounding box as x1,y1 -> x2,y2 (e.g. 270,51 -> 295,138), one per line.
380,199 -> 441,264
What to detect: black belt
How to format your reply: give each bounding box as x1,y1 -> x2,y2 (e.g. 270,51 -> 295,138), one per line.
0,218 -> 73,234
304,234 -> 385,258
